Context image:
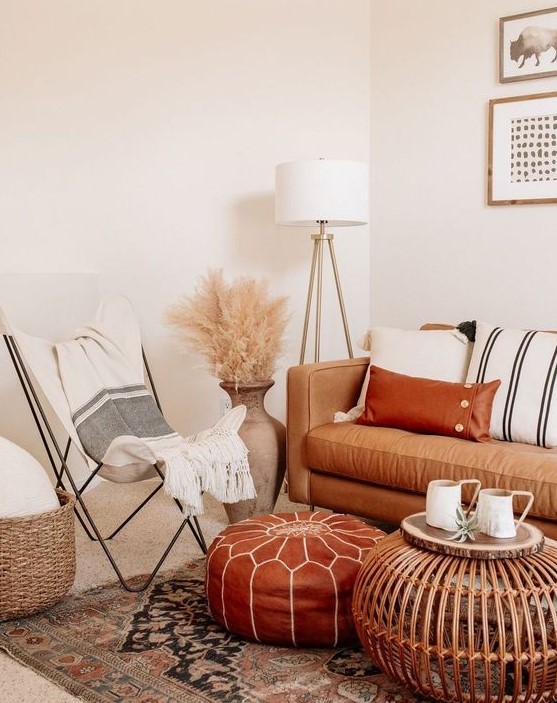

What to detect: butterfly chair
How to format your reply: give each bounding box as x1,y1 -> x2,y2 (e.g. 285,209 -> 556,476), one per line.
0,296 -> 253,592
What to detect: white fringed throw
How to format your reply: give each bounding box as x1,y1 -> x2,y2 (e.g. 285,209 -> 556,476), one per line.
54,296 -> 255,515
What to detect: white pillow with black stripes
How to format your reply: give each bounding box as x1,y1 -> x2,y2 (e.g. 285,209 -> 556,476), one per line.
466,321 -> 557,447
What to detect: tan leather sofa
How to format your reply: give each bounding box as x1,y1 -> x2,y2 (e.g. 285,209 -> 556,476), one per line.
287,357 -> 557,540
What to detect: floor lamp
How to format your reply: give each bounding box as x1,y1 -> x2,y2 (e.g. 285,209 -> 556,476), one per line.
275,159 -> 369,364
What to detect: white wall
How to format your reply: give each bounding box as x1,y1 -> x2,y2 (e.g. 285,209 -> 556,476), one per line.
370,0 -> 557,331
0,275 -> 99,477
1,0 -> 371,451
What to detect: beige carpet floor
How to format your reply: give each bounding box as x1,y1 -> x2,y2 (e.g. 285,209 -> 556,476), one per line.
0,480 -> 307,702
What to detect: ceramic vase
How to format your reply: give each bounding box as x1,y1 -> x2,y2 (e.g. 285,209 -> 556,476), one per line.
219,379 -> 286,524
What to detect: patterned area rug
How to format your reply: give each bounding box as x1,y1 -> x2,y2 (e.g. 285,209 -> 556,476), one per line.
0,560 -> 423,703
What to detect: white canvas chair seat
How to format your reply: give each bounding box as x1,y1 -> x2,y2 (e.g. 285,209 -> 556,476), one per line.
0,296 -> 255,591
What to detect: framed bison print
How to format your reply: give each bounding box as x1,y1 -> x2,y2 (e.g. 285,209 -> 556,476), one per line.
488,92 -> 557,205
500,7 -> 557,82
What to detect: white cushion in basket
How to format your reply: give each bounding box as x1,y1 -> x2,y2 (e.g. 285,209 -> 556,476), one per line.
0,437 -> 59,518
356,326 -> 472,407
466,321 -> 557,447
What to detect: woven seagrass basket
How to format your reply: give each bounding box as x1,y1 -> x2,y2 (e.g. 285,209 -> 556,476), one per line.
0,489 -> 76,621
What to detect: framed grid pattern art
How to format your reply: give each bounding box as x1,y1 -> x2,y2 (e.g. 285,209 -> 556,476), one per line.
500,7 -> 557,83
488,92 -> 557,205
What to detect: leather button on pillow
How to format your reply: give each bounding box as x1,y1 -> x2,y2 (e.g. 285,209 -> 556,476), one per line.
356,365 -> 501,443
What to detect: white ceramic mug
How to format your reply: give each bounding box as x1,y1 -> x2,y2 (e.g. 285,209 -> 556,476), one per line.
425,478 -> 481,531
475,488 -> 534,539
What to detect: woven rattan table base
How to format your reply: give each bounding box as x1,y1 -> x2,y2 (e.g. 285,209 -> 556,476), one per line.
353,531 -> 557,703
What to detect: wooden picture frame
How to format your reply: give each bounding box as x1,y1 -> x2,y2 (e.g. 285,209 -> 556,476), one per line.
500,7 -> 557,83
488,92 -> 557,205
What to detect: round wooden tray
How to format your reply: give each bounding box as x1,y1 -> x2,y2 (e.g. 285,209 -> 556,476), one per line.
401,512 -> 545,559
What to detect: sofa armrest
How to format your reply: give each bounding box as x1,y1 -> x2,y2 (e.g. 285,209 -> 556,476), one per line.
286,357 -> 369,504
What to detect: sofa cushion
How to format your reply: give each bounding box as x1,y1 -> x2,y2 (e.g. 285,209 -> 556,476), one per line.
356,365 -> 500,442
306,422 -> 557,521
356,326 -> 472,408
466,322 -> 557,448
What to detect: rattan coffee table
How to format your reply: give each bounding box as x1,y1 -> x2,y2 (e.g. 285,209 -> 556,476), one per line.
352,514 -> 557,703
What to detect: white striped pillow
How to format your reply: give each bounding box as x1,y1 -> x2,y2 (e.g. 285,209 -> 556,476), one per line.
466,322 -> 557,447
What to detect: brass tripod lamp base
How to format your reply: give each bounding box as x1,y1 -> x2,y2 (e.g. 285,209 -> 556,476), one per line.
299,224 -> 353,364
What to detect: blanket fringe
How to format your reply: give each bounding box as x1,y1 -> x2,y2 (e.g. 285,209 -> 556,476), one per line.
163,452 -> 204,516
162,428 -> 255,515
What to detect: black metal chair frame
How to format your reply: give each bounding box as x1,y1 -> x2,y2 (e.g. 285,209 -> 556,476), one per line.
3,332 -> 207,592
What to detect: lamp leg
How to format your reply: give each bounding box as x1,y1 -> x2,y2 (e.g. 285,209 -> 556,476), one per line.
299,237 -> 320,365
314,235 -> 324,363
300,227 -> 353,363
326,236 -> 354,358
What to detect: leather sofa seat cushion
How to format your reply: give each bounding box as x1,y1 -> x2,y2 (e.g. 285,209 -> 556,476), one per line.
306,423 -> 557,521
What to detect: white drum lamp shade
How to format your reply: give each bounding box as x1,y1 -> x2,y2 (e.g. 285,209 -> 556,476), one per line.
275,159 -> 368,227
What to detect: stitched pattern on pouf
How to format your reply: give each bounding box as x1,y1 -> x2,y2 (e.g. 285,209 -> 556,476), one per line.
205,511 -> 386,648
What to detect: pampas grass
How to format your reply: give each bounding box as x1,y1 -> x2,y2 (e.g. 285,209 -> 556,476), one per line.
165,269 -> 289,385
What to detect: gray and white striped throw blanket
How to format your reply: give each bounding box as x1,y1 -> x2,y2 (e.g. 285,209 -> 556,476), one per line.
54,296 -> 255,515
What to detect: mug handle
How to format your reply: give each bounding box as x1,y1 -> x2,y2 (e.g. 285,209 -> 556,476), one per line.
459,479 -> 482,516
511,491 -> 534,529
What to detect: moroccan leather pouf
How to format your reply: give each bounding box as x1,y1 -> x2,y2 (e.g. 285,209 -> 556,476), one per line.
205,511 -> 386,647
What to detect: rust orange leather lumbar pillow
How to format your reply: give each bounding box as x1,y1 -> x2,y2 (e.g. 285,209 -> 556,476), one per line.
356,365 -> 501,442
